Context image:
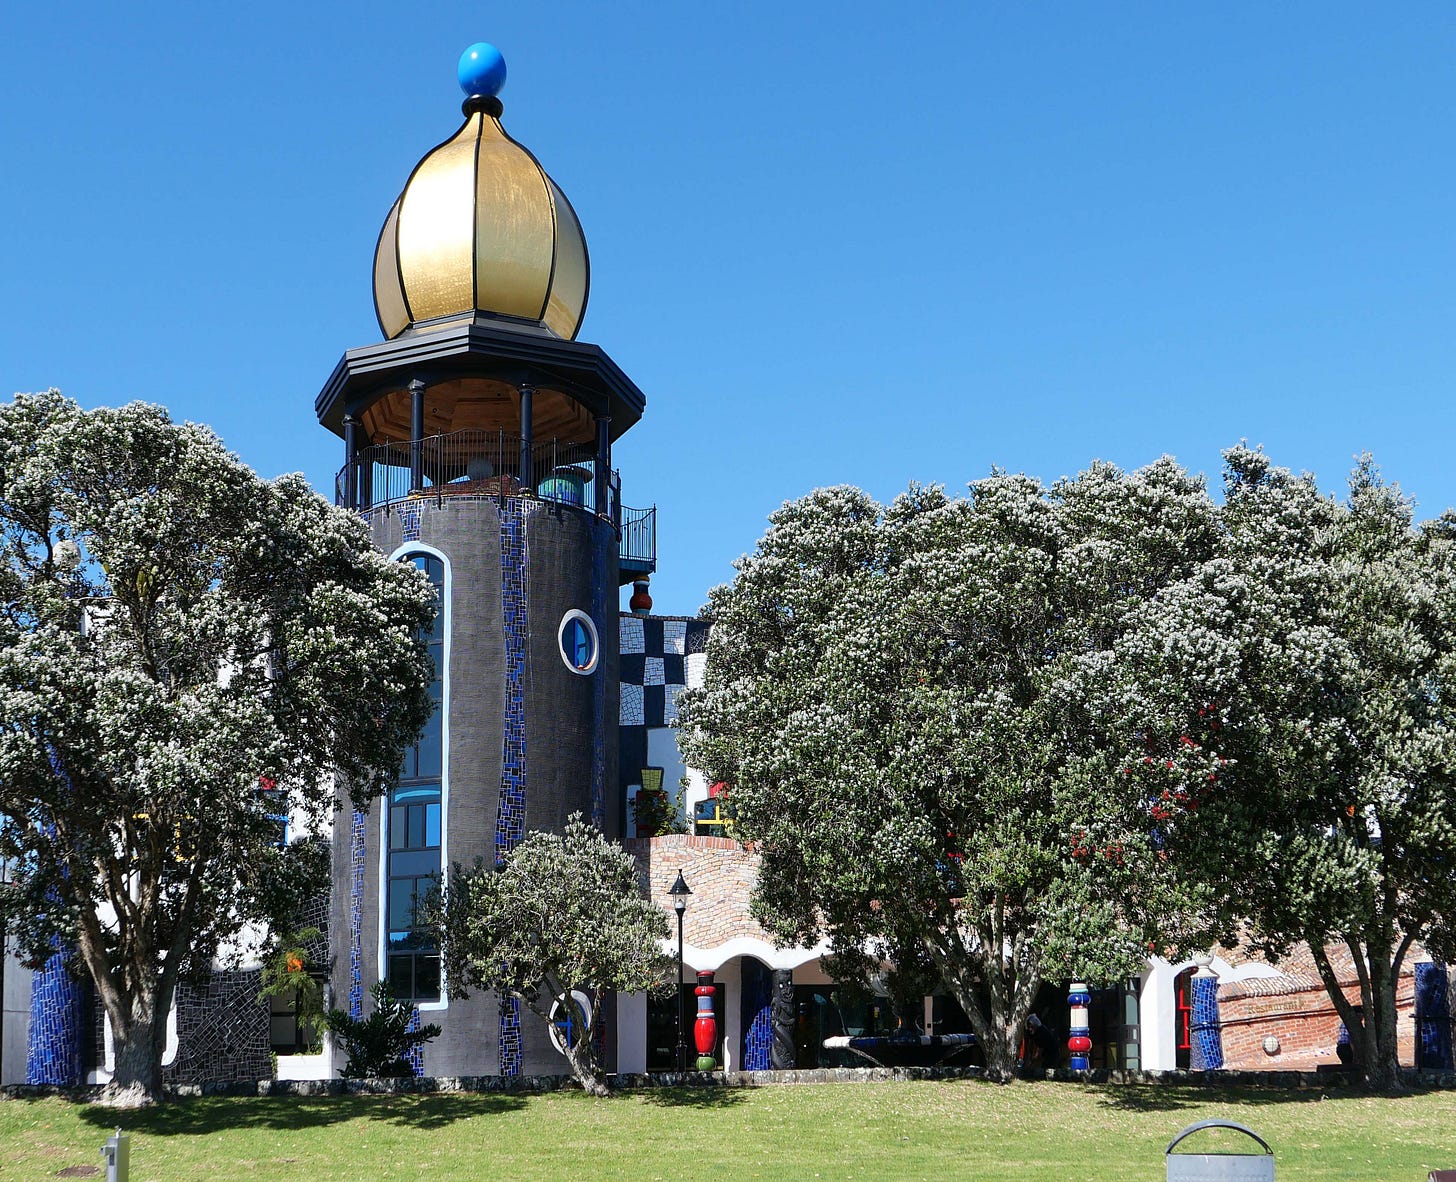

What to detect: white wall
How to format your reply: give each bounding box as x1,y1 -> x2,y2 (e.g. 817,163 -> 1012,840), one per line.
645,727 -> 710,823
616,991 -> 647,1073
712,958 -> 741,1073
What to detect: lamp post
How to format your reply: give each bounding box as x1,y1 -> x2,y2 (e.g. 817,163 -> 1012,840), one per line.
668,869 -> 691,1073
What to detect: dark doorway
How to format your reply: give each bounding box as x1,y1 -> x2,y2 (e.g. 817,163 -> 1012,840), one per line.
1174,967 -> 1194,1070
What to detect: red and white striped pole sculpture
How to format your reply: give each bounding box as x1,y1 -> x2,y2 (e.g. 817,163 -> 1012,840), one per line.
1068,982 -> 1092,1071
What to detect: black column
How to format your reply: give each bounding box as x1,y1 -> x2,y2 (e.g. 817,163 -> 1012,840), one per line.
518,382 -> 534,488
342,414 -> 360,510
409,379 -> 426,492
594,415 -> 611,517
770,969 -> 796,1071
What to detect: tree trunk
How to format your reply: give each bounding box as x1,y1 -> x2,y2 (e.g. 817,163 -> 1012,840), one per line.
980,1022 -> 1023,1084
107,1007 -> 165,1106
565,1036 -> 610,1098
1359,953 -> 1404,1092
1309,935 -> 1406,1093
938,936 -> 1039,1085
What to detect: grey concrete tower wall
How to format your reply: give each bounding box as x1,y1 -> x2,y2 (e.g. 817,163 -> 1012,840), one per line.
516,499 -> 620,1073
330,494 -> 619,1078
522,500 -> 620,834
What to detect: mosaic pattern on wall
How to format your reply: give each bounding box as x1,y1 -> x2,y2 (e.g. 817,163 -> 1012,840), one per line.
1189,973 -> 1224,1070
496,499 -> 528,859
499,995 -> 523,1076
165,969 -> 271,1085
497,499 -> 528,1075
400,504 -> 421,543
26,943 -> 84,1086
618,615 -> 711,827
741,957 -> 773,1071
1415,961 -> 1453,1070
404,1006 -> 426,1077
349,809 -> 366,1019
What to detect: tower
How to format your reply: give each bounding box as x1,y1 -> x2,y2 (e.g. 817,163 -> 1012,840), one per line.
317,44 -> 653,1077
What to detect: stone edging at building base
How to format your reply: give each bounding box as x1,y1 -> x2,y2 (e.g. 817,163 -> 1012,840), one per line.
3,1065 -> 1454,1101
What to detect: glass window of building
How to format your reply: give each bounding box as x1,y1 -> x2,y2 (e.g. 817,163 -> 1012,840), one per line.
386,553 -> 445,1002
558,609 -> 599,674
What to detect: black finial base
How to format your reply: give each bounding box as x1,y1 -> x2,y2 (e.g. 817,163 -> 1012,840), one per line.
463,95 -> 504,118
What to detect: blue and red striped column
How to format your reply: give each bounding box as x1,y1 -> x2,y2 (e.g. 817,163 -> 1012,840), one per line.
1067,982 -> 1091,1070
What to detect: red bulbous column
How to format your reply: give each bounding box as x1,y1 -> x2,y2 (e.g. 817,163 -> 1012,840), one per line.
694,970 -> 717,1071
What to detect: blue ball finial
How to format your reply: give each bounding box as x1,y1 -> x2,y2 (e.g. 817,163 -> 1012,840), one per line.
458,43 -> 507,98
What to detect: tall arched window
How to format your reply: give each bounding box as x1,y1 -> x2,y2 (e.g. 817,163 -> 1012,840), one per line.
385,552 -> 445,1003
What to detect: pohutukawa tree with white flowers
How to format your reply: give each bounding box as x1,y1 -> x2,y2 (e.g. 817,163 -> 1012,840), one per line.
678,466 -> 1227,1083
1113,447 -> 1456,1092
0,391 -> 436,1104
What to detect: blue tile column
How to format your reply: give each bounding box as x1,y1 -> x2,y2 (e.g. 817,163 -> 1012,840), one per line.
25,941 -> 83,1085
404,1006 -> 425,1077
349,809 -> 366,1019
742,960 -> 773,1071
1415,961 -> 1452,1070
1189,962 -> 1224,1070
496,500 -> 527,1075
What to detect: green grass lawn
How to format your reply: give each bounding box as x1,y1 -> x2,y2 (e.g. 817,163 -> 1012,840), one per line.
0,1080 -> 1452,1181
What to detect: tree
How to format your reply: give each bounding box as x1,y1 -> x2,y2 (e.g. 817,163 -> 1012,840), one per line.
326,981 -> 441,1078
1120,448 -> 1456,1090
0,392 -> 435,1103
678,469 -> 1222,1082
436,814 -> 672,1095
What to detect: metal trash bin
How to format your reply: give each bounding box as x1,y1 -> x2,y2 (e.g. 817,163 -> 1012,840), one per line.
101,1129 -> 129,1182
1167,1119 -> 1273,1181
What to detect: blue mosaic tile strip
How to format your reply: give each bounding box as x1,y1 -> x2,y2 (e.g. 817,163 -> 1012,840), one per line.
499,994 -> 522,1077
496,499 -> 527,857
497,501 -> 527,1077
25,792 -> 83,1087
745,1002 -> 773,1071
405,1006 -> 425,1077
1189,973 -> 1224,1070
26,940 -> 83,1085
590,521 -> 607,829
400,504 -> 421,543
349,809 -> 366,1020
1415,961 -> 1452,1070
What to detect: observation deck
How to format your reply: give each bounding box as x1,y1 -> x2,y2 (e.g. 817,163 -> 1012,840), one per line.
336,426 -> 655,581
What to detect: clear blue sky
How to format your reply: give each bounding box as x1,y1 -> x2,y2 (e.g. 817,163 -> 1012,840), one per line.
4,3 -> 1454,614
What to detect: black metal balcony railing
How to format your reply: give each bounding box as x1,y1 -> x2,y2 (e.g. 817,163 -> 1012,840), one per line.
618,504 -> 656,573
335,428 -> 656,573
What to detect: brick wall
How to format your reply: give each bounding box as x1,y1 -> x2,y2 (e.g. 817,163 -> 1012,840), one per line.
1219,971 -> 1417,1070
630,834 -> 770,950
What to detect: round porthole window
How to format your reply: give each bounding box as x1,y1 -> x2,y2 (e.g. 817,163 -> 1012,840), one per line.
548,990 -> 594,1055
558,609 -> 599,675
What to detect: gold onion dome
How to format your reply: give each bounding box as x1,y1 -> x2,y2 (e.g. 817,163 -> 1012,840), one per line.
373,44 -> 589,341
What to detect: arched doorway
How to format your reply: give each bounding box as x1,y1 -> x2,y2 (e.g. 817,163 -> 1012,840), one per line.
1174,966 -> 1195,1070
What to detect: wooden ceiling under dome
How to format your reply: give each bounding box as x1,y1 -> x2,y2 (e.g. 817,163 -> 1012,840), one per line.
358,376 -> 596,447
